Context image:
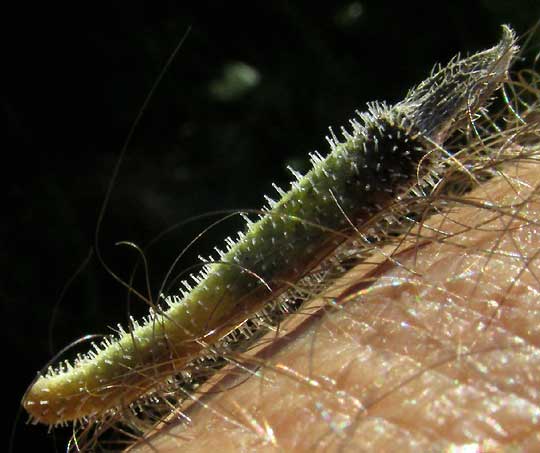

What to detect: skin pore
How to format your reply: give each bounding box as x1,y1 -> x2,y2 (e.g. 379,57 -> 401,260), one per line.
128,159 -> 540,451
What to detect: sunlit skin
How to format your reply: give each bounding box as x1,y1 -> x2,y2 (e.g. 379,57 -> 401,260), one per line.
132,162 -> 540,452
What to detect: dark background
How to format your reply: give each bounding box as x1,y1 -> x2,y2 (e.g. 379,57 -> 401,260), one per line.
3,2 -> 539,451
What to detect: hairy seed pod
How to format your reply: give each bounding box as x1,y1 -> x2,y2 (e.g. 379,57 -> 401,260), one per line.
23,25 -> 517,426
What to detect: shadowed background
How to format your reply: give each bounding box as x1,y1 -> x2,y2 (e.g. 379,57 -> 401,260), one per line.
3,1 -> 539,451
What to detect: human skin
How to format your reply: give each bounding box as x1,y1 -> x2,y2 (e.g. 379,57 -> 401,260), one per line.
130,161 -> 540,452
